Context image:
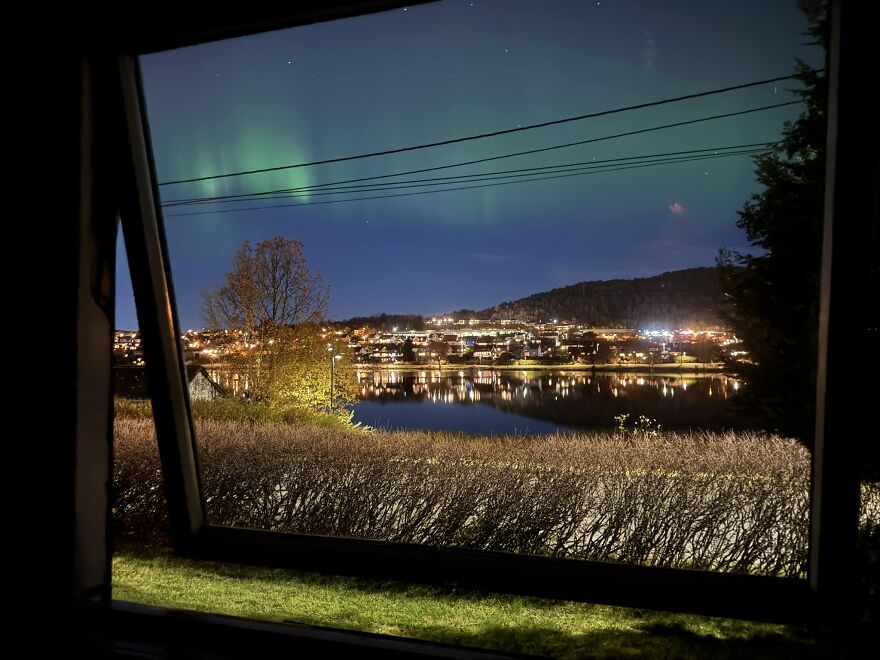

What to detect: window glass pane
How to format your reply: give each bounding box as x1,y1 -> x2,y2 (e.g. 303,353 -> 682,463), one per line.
124,0 -> 858,584
111,234 -> 837,652
114,228 -> 171,551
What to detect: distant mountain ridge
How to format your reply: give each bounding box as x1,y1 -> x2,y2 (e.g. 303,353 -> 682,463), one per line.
476,267 -> 725,328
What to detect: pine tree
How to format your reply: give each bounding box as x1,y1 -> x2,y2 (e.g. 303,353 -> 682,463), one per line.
718,10 -> 827,446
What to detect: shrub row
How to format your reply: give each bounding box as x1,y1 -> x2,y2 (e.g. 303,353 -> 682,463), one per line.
114,417 -> 879,577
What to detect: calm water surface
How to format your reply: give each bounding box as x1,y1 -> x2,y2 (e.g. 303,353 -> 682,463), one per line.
352,369 -> 750,435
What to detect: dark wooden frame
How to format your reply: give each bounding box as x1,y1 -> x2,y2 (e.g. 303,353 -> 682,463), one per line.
68,0 -> 876,646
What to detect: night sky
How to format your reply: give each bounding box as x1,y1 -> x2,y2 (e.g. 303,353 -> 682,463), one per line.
116,0 -> 822,331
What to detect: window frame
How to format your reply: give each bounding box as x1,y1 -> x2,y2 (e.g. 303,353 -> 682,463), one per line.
109,0 -> 869,627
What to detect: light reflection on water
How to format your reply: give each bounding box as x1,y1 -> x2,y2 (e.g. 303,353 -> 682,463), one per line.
353,369 -> 750,433
205,367 -> 750,434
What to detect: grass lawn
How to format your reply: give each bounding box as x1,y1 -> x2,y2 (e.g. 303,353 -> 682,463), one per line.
113,550 -> 832,658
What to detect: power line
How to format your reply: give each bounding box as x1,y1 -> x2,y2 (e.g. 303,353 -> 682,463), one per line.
199,149 -> 772,202
160,97 -> 800,202
163,142 -> 779,207
165,148 -> 771,207
163,148 -> 769,217
157,74 -> 807,187
165,151 -> 766,217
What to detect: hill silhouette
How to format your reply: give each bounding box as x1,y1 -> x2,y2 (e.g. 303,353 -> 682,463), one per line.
476,267 -> 725,328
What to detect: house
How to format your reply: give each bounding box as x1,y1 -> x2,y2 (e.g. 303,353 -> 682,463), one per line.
114,365 -> 225,401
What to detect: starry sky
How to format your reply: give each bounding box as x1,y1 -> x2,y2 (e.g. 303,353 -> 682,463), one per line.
116,0 -> 823,331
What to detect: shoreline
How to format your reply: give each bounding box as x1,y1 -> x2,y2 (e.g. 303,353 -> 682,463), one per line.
196,361 -> 735,375
354,362 -> 732,374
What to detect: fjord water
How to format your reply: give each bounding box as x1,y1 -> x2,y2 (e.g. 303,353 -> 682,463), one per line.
352,369 -> 751,435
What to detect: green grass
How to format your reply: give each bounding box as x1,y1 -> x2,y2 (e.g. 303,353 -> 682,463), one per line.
113,550 -> 829,658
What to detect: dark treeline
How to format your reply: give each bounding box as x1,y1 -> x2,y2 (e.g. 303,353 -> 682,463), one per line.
334,313 -> 426,331
480,267 -> 727,327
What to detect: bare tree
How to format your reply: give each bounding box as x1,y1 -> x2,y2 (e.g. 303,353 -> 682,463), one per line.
203,237 -> 328,400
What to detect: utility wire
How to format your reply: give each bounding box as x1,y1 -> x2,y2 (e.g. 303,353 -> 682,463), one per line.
160,98 -> 800,202
164,148 -> 768,217
163,141 -> 779,207
157,74 -> 807,187
166,148 -> 770,207
206,149 -> 771,202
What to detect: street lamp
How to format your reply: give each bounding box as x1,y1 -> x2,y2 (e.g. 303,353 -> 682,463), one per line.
328,344 -> 342,410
